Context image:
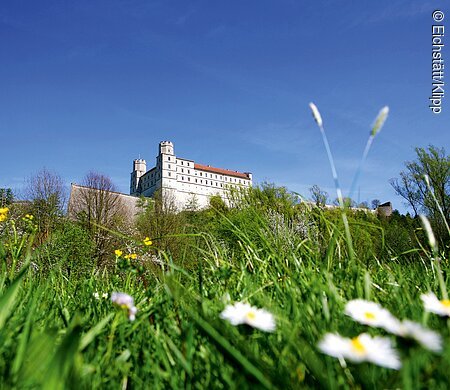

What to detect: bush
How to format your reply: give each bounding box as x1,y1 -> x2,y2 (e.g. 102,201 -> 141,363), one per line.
39,221 -> 95,276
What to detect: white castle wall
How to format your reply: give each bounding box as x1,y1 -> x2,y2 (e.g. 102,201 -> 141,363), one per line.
130,141 -> 252,209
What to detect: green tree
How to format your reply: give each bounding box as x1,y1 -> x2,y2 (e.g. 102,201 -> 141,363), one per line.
41,220 -> 95,276
0,188 -> 14,207
390,145 -> 449,245
136,190 -> 186,256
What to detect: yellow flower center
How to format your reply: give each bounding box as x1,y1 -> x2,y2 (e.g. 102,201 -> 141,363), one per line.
246,311 -> 256,321
364,311 -> 376,320
351,337 -> 366,354
440,299 -> 450,308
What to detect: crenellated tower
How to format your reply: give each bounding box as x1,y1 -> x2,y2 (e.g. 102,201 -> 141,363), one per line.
130,158 -> 146,195
159,141 -> 174,156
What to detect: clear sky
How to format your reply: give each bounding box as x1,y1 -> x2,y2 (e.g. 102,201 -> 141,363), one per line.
1,0 -> 449,212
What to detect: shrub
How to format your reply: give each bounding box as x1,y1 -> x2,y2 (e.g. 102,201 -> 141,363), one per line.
39,221 -> 95,276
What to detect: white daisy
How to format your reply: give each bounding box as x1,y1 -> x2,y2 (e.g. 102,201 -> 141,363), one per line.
93,292 -> 100,300
111,292 -> 138,321
421,292 -> 450,317
318,333 -> 401,370
345,299 -> 402,334
397,320 -> 442,352
102,292 -> 109,299
220,302 -> 276,332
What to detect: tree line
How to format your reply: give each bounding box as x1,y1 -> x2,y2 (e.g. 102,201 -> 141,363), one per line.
1,144 -> 448,274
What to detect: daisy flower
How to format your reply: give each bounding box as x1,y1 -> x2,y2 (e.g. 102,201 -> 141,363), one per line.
397,320 -> 442,352
220,302 -> 276,332
318,333 -> 401,370
421,292 -> 450,317
347,299 -> 443,352
345,299 -> 401,334
111,292 -> 138,321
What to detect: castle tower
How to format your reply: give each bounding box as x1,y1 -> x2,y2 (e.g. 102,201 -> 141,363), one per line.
130,158 -> 146,195
159,141 -> 174,156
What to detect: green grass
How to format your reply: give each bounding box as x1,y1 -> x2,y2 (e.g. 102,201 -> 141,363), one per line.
0,200 -> 450,389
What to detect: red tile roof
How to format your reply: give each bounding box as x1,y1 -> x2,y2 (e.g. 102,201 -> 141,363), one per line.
194,163 -> 251,179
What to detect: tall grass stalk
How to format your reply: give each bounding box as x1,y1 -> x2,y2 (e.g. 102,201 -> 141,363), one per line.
309,102 -> 355,262
348,106 -> 389,201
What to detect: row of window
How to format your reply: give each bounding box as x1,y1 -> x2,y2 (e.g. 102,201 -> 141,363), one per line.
166,156 -> 192,167
141,170 -> 159,182
141,179 -> 158,190
164,165 -> 248,184
178,176 -> 224,187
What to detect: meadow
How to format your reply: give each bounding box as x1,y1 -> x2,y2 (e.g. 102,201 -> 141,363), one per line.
0,184 -> 449,389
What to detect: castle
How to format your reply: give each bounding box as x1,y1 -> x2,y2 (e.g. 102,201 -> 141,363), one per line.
130,141 -> 253,209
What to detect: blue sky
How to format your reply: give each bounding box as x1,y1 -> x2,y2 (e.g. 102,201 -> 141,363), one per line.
1,0 -> 448,212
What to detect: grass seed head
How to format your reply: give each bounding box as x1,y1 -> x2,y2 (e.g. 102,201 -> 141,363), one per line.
371,106 -> 389,136
309,102 -> 323,128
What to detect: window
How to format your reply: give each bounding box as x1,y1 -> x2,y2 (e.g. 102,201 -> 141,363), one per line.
181,161 -> 184,165
181,168 -> 184,173
200,172 -> 202,177
168,164 -> 171,169
195,179 -> 198,183
168,156 -> 171,161
188,177 -> 190,182
168,172 -> 171,177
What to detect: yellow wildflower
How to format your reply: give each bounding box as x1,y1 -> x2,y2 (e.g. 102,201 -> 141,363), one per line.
130,253 -> 137,260
0,207 -> 9,222
143,237 -> 152,246
114,249 -> 123,257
